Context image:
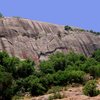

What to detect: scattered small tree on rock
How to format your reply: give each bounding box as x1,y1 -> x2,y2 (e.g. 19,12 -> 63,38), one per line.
64,25 -> 72,31
0,12 -> 4,18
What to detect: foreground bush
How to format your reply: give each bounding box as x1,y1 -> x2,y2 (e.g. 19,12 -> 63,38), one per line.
88,65 -> 100,78
44,70 -> 86,86
0,71 -> 13,100
83,80 -> 100,97
49,52 -> 66,71
40,61 -> 55,74
65,70 -> 86,84
92,49 -> 100,62
30,78 -> 46,96
16,59 -> 35,78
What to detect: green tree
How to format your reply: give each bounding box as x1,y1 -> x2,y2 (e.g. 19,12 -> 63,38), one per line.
30,78 -> 46,96
0,12 -> 3,18
0,71 -> 13,100
92,49 -> 100,62
79,58 -> 98,73
64,70 -> 86,84
40,61 -> 55,74
40,74 -> 54,89
0,51 -> 9,66
2,57 -> 20,78
88,64 -> 100,78
16,59 -> 35,78
49,52 -> 66,71
65,52 -> 86,66
64,25 -> 72,31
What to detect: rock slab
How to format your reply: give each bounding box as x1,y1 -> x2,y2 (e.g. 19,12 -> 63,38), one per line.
0,17 -> 100,63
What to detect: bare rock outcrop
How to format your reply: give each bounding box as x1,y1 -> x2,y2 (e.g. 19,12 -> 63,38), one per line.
0,17 -> 100,63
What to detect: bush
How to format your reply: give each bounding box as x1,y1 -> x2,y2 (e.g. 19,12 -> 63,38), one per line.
30,78 -> 46,96
0,50 -> 100,98
64,70 -> 86,84
79,58 -> 98,73
0,65 -> 5,72
48,92 -> 63,100
47,86 -> 62,94
92,49 -> 100,62
64,25 -> 72,31
15,79 -> 26,94
49,52 -> 66,71
0,12 -> 3,18
88,64 -> 100,78
0,71 -> 13,100
40,61 -> 55,74
65,52 -> 86,66
40,74 -> 54,89
51,70 -> 86,86
90,30 -> 100,35
83,80 -> 100,97
16,59 -> 35,78
0,51 -> 9,66
2,57 -> 20,78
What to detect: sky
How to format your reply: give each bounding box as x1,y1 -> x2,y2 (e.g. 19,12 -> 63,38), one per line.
0,0 -> 100,31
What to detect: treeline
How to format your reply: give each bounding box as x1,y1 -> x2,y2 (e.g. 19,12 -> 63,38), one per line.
0,50 -> 100,99
64,25 -> 100,35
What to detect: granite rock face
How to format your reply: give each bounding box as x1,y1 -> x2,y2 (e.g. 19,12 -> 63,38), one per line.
0,17 -> 100,63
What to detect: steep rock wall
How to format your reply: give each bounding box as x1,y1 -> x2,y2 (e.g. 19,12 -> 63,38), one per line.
0,17 -> 100,63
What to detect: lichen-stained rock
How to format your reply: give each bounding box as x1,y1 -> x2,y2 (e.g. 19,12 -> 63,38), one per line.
0,17 -> 100,63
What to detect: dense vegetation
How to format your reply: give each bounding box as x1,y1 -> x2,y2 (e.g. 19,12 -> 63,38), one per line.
0,50 -> 100,99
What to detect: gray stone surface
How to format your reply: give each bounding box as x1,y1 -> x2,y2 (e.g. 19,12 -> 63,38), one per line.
0,17 -> 100,63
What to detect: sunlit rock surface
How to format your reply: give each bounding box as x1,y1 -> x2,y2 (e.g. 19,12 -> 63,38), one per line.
0,17 -> 100,63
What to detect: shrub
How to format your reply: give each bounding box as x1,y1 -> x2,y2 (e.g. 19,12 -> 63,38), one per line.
64,25 -> 72,31
92,49 -> 100,62
40,61 -> 55,74
0,65 -> 5,72
48,92 -> 63,100
49,52 -> 66,71
0,12 -> 3,18
16,59 -> 35,78
51,70 -> 86,86
47,86 -> 62,94
65,52 -> 86,65
90,30 -> 100,35
15,79 -> 26,94
0,71 -> 13,100
40,74 -> 54,88
0,51 -> 9,65
83,80 -> 100,97
30,78 -> 46,96
0,50 -> 100,98
79,58 -> 98,73
88,64 -> 100,78
64,70 -> 86,84
2,57 -> 20,78
52,70 -> 67,85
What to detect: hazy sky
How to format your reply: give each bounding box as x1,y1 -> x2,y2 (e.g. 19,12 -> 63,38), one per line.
0,0 -> 100,31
